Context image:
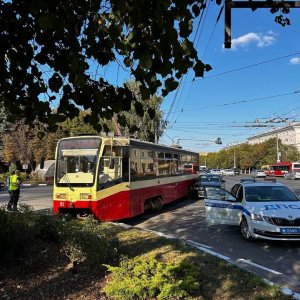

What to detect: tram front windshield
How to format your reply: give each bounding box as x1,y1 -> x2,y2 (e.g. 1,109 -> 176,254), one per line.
55,138 -> 101,187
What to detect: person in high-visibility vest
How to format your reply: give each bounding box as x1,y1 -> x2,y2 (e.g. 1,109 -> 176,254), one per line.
6,170 -> 15,195
7,170 -> 21,211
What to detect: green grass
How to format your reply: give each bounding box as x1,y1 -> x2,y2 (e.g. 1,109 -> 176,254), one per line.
0,206 -> 294,300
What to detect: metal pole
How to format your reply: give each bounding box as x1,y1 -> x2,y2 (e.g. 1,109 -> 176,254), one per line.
233,148 -> 236,168
276,133 -> 280,162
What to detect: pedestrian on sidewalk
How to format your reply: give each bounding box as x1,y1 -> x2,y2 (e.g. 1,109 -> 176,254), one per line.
7,170 -> 22,211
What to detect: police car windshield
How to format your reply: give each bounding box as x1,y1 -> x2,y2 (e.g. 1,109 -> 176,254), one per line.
245,186 -> 299,202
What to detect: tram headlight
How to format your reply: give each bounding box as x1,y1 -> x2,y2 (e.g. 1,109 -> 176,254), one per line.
80,193 -> 92,200
56,193 -> 67,199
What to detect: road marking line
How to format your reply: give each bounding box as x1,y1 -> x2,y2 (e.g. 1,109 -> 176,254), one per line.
237,258 -> 282,274
186,240 -> 212,249
195,246 -> 231,260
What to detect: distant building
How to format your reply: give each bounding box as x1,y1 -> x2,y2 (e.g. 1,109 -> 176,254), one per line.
247,123 -> 300,152
34,160 -> 55,182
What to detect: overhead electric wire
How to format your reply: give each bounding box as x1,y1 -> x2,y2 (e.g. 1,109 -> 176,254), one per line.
190,52 -> 300,82
165,1 -> 208,124
166,50 -> 300,135
168,90 -> 300,114
168,102 -> 300,146
202,3 -> 224,59
169,1 -> 219,127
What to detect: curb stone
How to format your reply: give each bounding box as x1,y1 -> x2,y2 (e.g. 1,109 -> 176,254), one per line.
21,183 -> 53,187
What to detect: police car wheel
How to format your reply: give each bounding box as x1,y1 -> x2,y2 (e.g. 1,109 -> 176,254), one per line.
240,217 -> 252,240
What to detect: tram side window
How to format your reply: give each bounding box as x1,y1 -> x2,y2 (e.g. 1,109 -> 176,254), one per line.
130,148 -> 140,180
130,148 -> 156,181
128,147 -> 196,180
180,155 -> 188,173
158,152 -> 178,176
98,145 -> 123,190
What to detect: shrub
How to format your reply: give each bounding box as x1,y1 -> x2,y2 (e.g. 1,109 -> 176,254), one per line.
33,213 -> 63,243
103,255 -> 200,300
0,206 -> 35,260
61,217 -> 119,267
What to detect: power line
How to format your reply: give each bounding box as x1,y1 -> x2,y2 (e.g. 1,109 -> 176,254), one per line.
170,3 -> 221,127
202,3 -> 224,59
167,90 -> 300,114
167,51 -> 300,129
190,52 -> 300,82
165,1 -> 209,124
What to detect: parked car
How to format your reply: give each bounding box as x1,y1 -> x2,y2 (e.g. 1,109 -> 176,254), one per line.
204,180 -> 300,241
189,174 -> 225,199
251,169 -> 266,178
223,169 -> 235,176
210,169 -> 222,176
284,170 -> 300,180
240,178 -> 256,183
0,181 -> 5,190
233,168 -> 240,175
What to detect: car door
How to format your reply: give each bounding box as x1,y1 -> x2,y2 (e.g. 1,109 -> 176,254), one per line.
204,187 -> 241,225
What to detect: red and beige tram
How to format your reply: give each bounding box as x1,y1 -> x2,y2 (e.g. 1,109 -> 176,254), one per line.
53,136 -> 199,221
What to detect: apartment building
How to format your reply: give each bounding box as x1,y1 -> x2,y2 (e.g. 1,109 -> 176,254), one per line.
247,122 -> 300,151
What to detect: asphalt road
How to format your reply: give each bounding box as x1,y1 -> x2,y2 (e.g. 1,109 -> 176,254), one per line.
0,185 -> 53,211
123,175 -> 300,294
1,176 -> 300,294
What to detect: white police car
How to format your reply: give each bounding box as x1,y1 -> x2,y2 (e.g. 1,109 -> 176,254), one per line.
204,180 -> 300,241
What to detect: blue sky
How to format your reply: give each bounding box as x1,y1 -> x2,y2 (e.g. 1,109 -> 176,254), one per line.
83,4 -> 300,153
159,5 -> 300,153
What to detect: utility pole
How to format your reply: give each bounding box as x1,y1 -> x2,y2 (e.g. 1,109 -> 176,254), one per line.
112,115 -> 122,136
233,148 -> 236,168
276,132 -> 281,162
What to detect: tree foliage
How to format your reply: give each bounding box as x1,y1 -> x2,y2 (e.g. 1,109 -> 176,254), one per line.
1,113 -> 97,168
1,97 -> 165,169
0,0 -> 212,132
205,138 -> 300,170
117,81 -> 165,142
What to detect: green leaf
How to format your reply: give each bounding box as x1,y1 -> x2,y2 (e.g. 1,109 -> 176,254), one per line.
139,85 -> 151,100
182,39 -> 196,57
94,123 -> 103,133
129,125 -> 139,134
165,77 -> 179,93
124,56 -> 133,67
134,101 -> 144,117
179,21 -> 190,38
192,4 -> 200,17
74,74 -> 86,88
48,73 -> 63,93
193,61 -> 205,77
140,55 -> 152,69
38,15 -> 56,30
48,114 -> 59,126
205,64 -> 212,72
147,107 -> 156,119
37,130 -> 45,139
